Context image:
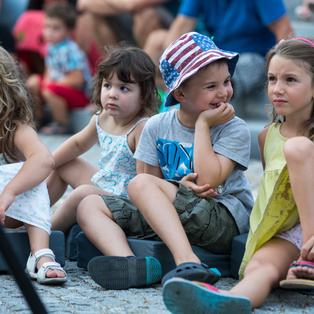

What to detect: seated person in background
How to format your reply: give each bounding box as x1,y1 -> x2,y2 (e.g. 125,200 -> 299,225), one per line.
76,0 -> 181,55
26,2 -> 91,134
295,0 -> 314,20
12,0 -> 72,76
144,0 -> 294,104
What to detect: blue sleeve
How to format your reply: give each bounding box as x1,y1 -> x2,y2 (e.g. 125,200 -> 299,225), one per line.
254,0 -> 287,26
178,0 -> 203,18
66,49 -> 86,72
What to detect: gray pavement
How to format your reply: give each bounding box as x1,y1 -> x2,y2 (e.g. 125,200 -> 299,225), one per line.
0,133 -> 313,313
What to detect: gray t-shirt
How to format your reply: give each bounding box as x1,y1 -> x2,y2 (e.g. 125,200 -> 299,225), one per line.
134,109 -> 254,233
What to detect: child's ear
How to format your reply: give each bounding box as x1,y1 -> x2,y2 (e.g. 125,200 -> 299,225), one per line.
172,88 -> 186,103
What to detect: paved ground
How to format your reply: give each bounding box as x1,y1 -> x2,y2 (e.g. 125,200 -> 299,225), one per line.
0,133 -> 313,313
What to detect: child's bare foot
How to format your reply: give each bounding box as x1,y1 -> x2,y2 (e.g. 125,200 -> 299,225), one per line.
37,256 -> 66,278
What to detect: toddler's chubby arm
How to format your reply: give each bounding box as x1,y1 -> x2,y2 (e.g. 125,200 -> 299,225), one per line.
52,115 -> 99,169
193,102 -> 236,188
55,69 -> 85,89
44,66 -> 85,89
0,124 -> 54,224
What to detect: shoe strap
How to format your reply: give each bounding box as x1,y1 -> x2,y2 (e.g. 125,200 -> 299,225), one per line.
33,248 -> 55,262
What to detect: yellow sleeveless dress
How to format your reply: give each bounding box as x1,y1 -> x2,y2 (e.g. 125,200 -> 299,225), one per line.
239,123 -> 299,279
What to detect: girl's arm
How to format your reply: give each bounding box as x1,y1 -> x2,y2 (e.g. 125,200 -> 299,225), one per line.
257,126 -> 269,171
193,103 -> 236,188
129,118 -> 164,178
8,124 -> 54,192
143,163 -> 164,178
0,125 -> 54,223
52,115 -> 98,169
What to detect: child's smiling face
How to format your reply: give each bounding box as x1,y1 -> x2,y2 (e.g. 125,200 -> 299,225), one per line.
178,60 -> 233,114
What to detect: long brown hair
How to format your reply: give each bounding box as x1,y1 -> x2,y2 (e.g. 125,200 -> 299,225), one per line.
265,38 -> 314,141
0,46 -> 35,162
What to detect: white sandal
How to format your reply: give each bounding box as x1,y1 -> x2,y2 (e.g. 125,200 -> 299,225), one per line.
26,248 -> 67,284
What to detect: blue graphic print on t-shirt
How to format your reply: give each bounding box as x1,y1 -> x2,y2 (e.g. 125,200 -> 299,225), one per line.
157,138 -> 194,180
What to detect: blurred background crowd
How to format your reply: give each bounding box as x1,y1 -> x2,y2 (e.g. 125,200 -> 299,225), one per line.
0,0 -> 311,134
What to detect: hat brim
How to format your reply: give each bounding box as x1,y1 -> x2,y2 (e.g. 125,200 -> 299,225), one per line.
164,52 -> 239,107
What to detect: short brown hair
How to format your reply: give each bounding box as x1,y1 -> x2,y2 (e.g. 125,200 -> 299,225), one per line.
45,2 -> 77,30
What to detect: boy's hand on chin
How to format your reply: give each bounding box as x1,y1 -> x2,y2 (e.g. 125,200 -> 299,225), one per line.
199,102 -> 235,127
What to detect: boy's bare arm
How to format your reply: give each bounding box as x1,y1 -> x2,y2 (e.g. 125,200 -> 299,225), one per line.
56,70 -> 85,89
193,103 -> 236,188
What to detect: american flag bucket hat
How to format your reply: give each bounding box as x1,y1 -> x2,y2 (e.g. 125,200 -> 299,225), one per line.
159,32 -> 239,107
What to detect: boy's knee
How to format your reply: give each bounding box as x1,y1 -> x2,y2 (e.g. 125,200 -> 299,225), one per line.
77,194 -> 99,221
128,173 -> 151,195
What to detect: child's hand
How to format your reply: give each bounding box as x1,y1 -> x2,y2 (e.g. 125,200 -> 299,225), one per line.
0,191 -> 15,225
180,173 -> 217,199
198,102 -> 235,127
301,236 -> 314,262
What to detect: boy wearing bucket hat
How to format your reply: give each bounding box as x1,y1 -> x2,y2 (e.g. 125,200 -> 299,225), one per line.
80,32 -> 254,290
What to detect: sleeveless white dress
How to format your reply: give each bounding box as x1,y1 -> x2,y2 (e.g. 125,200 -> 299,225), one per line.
0,154 -> 51,234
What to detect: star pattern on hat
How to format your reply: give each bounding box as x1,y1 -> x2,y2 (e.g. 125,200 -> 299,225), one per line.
191,33 -> 218,51
160,59 -> 179,90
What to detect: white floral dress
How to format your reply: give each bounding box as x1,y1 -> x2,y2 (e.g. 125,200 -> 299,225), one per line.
91,116 -> 148,199
0,154 -> 51,234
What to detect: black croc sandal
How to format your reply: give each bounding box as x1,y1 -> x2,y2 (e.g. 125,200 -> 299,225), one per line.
161,262 -> 221,286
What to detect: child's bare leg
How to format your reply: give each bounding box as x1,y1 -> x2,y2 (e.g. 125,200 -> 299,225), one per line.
128,174 -> 200,266
229,238 -> 299,308
26,74 -> 45,122
284,137 -> 314,279
42,89 -> 68,125
77,195 -> 134,256
284,137 -> 314,243
51,184 -> 105,233
25,224 -> 65,278
47,157 -> 97,206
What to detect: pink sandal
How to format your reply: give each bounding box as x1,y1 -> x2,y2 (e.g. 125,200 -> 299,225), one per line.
163,278 -> 252,313
280,261 -> 314,290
